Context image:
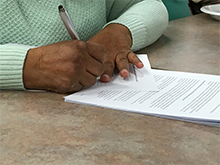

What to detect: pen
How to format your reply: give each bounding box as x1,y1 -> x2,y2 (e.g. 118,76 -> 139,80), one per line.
58,5 -> 80,40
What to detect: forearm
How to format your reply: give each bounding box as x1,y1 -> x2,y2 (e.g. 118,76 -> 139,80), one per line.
0,44 -> 32,90
107,0 -> 168,51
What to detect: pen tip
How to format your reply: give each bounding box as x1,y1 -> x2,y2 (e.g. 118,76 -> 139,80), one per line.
58,5 -> 64,11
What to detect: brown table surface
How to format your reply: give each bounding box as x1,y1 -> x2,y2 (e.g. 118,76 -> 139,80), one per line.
137,13 -> 220,75
1,14 -> 220,165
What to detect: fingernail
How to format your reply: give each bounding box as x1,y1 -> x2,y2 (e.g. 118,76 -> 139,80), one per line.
102,74 -> 109,78
121,69 -> 128,73
100,74 -> 111,82
136,62 -> 144,68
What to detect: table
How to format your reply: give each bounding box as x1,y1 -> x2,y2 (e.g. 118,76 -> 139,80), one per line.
1,14 -> 220,165
137,13 -> 220,75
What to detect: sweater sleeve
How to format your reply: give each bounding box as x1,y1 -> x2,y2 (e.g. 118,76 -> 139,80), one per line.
0,44 -> 32,90
106,0 -> 168,51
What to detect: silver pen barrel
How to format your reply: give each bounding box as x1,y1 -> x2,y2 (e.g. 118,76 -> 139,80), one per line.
58,5 -> 80,40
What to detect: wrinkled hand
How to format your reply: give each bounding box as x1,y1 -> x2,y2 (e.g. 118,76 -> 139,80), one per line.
88,23 -> 144,82
23,40 -> 106,93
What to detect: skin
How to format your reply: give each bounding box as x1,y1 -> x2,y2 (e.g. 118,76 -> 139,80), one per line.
23,23 -> 144,93
89,24 -> 144,82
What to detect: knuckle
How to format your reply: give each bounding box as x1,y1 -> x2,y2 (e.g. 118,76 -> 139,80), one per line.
61,41 -> 86,56
60,81 -> 83,93
96,69 -> 103,76
118,57 -> 128,63
116,52 -> 129,63
104,61 -> 114,70
58,72 -> 77,89
84,77 -> 97,86
60,42 -> 74,52
74,40 -> 86,49
60,78 -> 74,89
128,52 -> 138,60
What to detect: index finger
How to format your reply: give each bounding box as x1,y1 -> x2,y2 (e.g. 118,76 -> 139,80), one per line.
115,51 -> 130,78
127,51 -> 144,69
86,41 -> 107,63
116,51 -> 144,78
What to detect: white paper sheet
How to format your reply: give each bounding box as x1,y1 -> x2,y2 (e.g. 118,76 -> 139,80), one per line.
65,55 -> 220,127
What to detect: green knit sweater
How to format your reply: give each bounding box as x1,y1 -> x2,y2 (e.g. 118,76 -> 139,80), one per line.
0,0 -> 168,90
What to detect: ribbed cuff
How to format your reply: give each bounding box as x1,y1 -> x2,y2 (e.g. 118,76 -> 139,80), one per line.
0,44 -> 32,90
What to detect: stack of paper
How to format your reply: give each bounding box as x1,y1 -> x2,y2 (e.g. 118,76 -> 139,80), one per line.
65,55 -> 220,127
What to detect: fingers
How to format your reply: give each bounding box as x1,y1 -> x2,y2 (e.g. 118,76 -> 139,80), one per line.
64,41 -> 106,92
63,42 -> 106,92
55,82 -> 84,94
79,70 -> 98,87
84,55 -> 104,77
128,51 -> 144,69
116,51 -> 143,77
100,60 -> 115,82
115,51 -> 130,78
52,70 -> 98,94
100,50 -> 144,82
64,70 -> 97,93
86,41 -> 107,63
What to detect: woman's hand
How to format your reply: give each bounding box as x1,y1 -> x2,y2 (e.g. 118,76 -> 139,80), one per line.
23,40 -> 106,93
88,23 -> 144,82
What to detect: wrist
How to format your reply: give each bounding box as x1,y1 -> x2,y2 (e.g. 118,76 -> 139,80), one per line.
88,23 -> 133,56
104,23 -> 132,47
23,47 -> 42,89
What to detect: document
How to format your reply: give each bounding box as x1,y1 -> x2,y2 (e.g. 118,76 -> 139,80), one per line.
65,55 -> 220,127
